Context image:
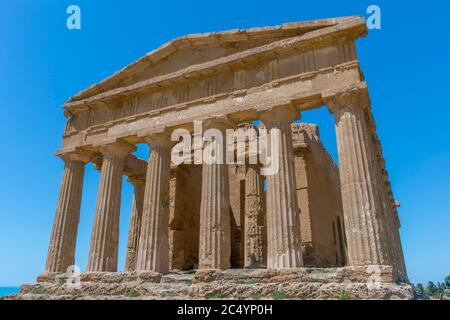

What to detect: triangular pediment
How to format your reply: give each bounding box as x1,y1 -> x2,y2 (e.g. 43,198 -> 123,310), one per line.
68,16 -> 364,104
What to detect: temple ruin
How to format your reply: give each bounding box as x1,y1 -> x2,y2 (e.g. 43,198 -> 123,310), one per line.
32,16 -> 410,299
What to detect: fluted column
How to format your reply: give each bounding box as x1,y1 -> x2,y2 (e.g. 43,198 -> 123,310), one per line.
199,119 -> 233,269
324,85 -> 389,266
260,106 -> 303,269
45,152 -> 90,273
87,143 -> 135,272
244,164 -> 266,268
136,134 -> 172,273
372,141 -> 398,270
124,176 -> 145,272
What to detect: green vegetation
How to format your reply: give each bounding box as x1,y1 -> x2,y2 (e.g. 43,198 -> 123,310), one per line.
445,275 -> 450,288
211,291 -> 224,299
251,292 -> 261,300
338,292 -> 351,300
127,288 -> 141,298
184,279 -> 193,286
415,275 -> 450,299
241,279 -> 260,285
272,291 -> 289,300
31,287 -> 44,295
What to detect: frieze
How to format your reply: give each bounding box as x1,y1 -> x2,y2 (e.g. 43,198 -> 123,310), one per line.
65,43 -> 358,137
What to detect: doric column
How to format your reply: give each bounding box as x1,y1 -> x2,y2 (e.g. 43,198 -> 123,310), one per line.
372,138 -> 399,272
87,142 -> 135,272
323,84 -> 390,266
260,106 -> 303,269
198,118 -> 233,269
244,164 -> 266,268
373,144 -> 396,267
136,134 -> 172,273
45,152 -> 90,273
124,176 -> 145,272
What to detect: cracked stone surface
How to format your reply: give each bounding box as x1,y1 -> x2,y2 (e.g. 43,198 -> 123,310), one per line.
4,267 -> 413,300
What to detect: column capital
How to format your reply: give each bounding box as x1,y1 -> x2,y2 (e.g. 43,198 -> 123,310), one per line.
144,130 -> 174,147
259,105 -> 300,125
92,155 -> 103,171
203,116 -> 236,132
127,174 -> 146,187
99,142 -> 136,158
58,151 -> 92,164
322,82 -> 370,114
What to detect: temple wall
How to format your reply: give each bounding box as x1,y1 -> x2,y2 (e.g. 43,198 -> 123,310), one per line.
293,124 -> 346,267
169,165 -> 202,270
228,165 -> 246,268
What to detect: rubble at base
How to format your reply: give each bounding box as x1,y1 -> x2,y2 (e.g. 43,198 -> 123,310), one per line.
4,267 -> 414,300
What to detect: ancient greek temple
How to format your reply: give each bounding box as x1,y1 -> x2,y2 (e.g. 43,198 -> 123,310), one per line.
42,16 -> 407,285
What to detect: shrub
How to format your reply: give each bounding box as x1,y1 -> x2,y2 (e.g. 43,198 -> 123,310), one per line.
211,291 -> 224,299
243,279 -> 260,285
127,288 -> 141,298
272,291 -> 289,300
31,287 -> 44,295
338,292 -> 351,300
251,292 -> 261,300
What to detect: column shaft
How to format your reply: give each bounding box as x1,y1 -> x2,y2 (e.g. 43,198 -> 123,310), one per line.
370,151 -> 394,267
332,104 -> 389,265
376,166 -> 399,271
199,120 -> 232,269
264,119 -> 303,268
244,165 -> 266,268
87,144 -> 133,272
136,140 -> 171,272
124,179 -> 145,271
199,162 -> 231,269
46,157 -> 86,273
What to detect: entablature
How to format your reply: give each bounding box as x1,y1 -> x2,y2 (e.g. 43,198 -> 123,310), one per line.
60,61 -> 364,154
62,17 -> 366,141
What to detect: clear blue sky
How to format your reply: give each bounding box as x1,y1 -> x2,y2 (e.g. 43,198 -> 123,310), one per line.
0,0 -> 449,287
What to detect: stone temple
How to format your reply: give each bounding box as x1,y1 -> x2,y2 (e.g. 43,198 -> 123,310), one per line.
12,16 -> 413,300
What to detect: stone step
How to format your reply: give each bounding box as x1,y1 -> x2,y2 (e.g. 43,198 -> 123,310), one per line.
10,280 -> 414,300
160,271 -> 195,284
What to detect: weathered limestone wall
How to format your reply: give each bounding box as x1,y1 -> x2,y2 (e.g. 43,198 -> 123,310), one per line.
293,124 -> 346,267
169,165 -> 202,270
228,165 -> 246,268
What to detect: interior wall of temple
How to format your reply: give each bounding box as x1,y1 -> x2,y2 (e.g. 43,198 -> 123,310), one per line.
293,125 -> 347,267
169,165 -> 202,270
228,165 -> 246,268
